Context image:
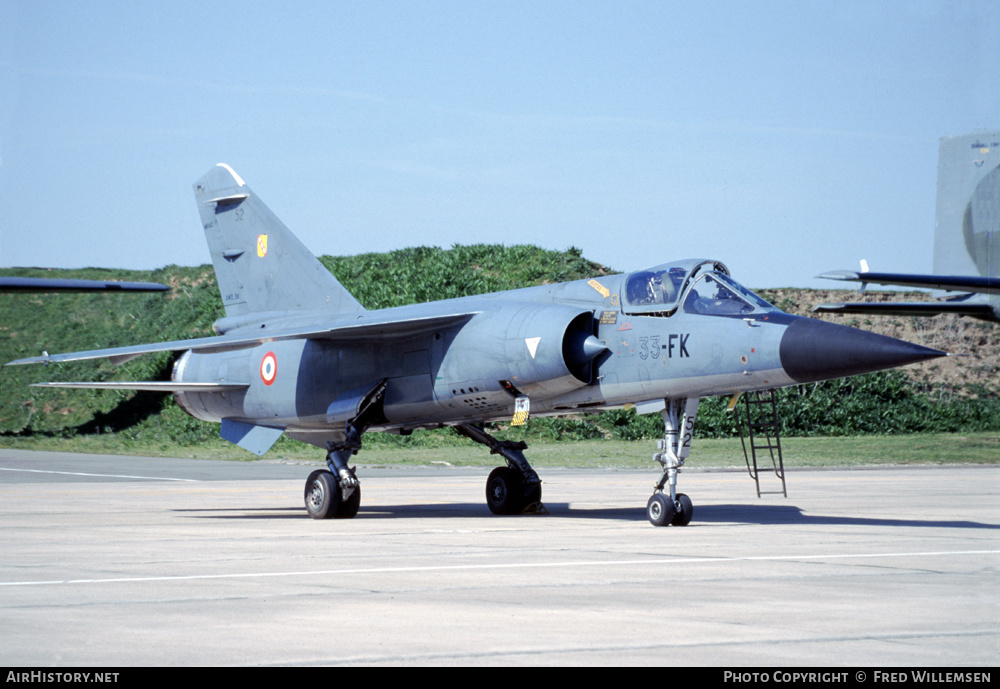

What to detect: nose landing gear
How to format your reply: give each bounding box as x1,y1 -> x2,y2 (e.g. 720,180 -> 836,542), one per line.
646,491 -> 693,526
647,397 -> 699,527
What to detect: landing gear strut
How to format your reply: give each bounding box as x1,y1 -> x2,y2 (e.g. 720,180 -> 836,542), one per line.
455,424 -> 545,515
647,397 -> 699,527
304,381 -> 386,520
303,429 -> 362,520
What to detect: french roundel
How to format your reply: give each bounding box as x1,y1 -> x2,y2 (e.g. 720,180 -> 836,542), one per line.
260,352 -> 277,385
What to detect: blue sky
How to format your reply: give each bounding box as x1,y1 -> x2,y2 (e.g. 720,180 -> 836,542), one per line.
2,1 -> 997,289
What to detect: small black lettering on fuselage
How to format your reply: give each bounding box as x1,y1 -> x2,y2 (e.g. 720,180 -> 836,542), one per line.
663,333 -> 690,358
638,334 -> 689,359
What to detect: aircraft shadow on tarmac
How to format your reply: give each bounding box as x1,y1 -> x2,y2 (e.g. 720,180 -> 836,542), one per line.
175,502 -> 999,530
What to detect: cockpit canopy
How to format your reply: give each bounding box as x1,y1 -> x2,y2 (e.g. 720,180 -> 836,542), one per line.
621,259 -> 774,317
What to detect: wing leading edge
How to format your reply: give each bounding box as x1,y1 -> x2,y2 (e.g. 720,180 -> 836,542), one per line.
0,277 -> 170,293
816,270 -> 1000,295
813,271 -> 1000,322
29,382 -> 248,392
5,311 -> 478,367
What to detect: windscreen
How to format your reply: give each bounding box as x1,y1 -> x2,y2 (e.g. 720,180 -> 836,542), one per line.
683,274 -> 772,316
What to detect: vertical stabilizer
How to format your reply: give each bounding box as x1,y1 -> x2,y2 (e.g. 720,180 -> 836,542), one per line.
934,131 -> 1000,282
193,164 -> 365,317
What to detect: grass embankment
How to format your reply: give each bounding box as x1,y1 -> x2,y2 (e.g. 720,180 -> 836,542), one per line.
2,432 -> 996,469
2,246 -> 998,467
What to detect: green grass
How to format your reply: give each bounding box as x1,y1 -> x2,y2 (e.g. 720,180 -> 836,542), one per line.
3,249 -> 998,459
2,432 -> 996,469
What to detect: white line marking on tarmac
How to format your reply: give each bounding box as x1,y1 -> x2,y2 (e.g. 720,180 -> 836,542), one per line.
2,549 -> 996,587
0,467 -> 198,482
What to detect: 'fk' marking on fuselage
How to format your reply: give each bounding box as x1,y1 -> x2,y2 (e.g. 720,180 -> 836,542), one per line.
665,333 -> 690,358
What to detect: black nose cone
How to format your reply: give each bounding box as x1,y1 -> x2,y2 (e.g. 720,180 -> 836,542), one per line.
779,317 -> 946,384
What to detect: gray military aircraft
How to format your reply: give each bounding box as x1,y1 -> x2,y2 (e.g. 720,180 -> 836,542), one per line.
6,164 -> 947,526
815,131 -> 999,322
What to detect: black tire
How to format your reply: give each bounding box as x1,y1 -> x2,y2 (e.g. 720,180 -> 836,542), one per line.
304,470 -> 340,519
486,466 -> 524,515
523,480 -> 543,512
671,493 -> 693,526
335,484 -> 361,519
646,493 -> 676,527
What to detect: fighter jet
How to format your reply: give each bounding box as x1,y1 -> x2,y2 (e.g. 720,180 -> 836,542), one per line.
6,164 -> 946,526
815,131 -> 999,322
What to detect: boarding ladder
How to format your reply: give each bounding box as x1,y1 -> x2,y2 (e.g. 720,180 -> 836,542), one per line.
737,389 -> 787,497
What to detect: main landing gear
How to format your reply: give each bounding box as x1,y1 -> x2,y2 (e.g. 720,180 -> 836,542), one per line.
304,428 -> 363,520
455,424 -> 545,515
304,382 -> 387,520
304,417 -> 546,519
646,397 -> 700,527
302,393 -> 702,526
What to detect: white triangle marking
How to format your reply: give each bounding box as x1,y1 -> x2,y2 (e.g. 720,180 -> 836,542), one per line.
525,337 -> 541,359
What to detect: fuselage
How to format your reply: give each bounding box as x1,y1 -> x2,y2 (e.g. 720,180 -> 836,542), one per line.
173,259 -> 943,443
